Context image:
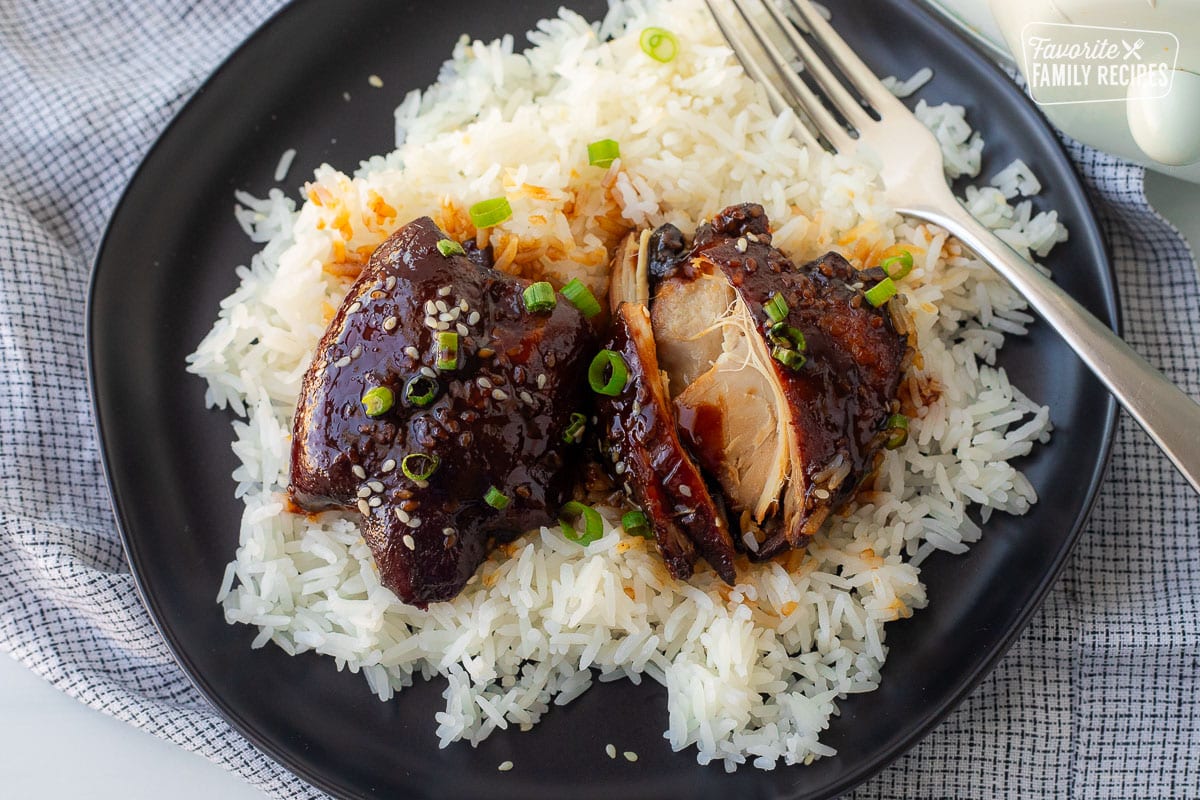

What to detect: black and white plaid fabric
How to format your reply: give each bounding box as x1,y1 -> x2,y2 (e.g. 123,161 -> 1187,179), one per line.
1,2 -> 1196,798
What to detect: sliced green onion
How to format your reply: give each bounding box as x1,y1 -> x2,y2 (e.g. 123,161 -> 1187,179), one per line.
639,27 -> 679,63
523,281 -> 557,313
880,250 -> 914,280
436,238 -> 466,257
769,322 -> 806,352
468,196 -> 512,228
483,486 -> 510,510
764,292 -> 789,323
360,386 -> 394,417
621,510 -> 651,539
560,501 -> 604,545
588,349 -> 629,396
401,452 -> 440,481
587,138 -> 620,168
563,411 -> 587,443
561,278 -> 601,319
404,375 -> 438,407
436,331 -> 459,371
884,414 -> 909,449
772,346 -> 807,371
864,277 -> 898,307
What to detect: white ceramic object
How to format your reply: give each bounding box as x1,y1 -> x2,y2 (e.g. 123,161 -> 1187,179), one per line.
984,0 -> 1200,182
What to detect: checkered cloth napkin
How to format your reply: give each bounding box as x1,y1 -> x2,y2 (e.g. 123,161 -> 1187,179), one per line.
1,1 -> 1197,797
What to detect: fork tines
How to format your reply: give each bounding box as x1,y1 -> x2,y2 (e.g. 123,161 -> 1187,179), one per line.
705,0 -> 904,155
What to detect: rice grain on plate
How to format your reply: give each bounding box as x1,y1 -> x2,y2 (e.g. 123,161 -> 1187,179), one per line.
188,0 -> 1062,771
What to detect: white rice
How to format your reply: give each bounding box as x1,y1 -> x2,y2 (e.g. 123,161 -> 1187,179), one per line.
188,0 -> 1064,772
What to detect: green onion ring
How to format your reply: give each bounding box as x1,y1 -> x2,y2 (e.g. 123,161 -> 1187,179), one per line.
884,414 -> 909,449
639,27 -> 679,63
560,501 -> 604,545
880,250 -> 914,280
586,138 -> 621,168
561,278 -> 601,318
401,452 -> 440,482
468,197 -> 512,229
588,349 -> 629,396
403,375 -> 438,407
764,292 -> 789,323
864,277 -> 898,307
435,331 -> 459,371
563,412 -> 587,443
483,486 -> 510,510
771,346 -> 806,371
523,281 -> 557,313
621,510 -> 651,539
436,238 -> 466,257
360,386 -> 394,417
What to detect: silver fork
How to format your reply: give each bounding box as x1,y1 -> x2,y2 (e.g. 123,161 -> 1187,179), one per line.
705,0 -> 1200,494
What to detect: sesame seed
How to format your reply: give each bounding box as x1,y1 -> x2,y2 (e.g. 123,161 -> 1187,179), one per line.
746,232 -> 759,242
357,499 -> 371,515
435,300 -> 449,313
356,486 -> 371,498
442,527 -> 456,536
368,496 -> 382,507
406,517 -> 422,528
414,479 -> 429,489
347,301 -> 361,313
383,316 -> 398,331
536,374 -> 547,389
477,377 -> 493,389
456,323 -> 468,336
350,345 -> 363,359
492,389 -> 508,401
467,311 -> 481,325
424,315 -> 438,328
381,459 -> 396,473
679,484 -> 692,497
367,74 -> 383,88
605,744 -> 616,759
439,312 -> 454,322
395,508 -> 410,523
615,462 -> 626,475
519,391 -> 534,404
814,488 -> 830,499
368,480 -> 384,493
404,346 -> 419,359
421,367 -> 437,378
385,275 -> 397,291
498,761 -> 513,772
403,534 -> 416,550
736,237 -> 748,253
438,285 -> 452,297
436,320 -> 450,331
424,300 -> 437,315
352,465 -> 367,479
448,307 -> 462,320
623,751 -> 638,762
459,299 -> 469,311
334,355 -> 351,367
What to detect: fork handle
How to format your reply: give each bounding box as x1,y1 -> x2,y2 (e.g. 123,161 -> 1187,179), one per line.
906,199 -> 1200,494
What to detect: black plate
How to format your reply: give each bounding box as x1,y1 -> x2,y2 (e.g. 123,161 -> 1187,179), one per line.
88,0 -> 1118,797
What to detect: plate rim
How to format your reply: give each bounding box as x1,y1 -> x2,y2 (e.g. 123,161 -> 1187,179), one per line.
85,0 -> 1121,797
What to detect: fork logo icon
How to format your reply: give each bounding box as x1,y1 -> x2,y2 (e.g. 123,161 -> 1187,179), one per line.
1122,38 -> 1145,61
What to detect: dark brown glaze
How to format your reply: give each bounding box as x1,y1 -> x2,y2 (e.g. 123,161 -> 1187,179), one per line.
595,303 -> 737,584
674,203 -> 911,559
289,217 -> 595,606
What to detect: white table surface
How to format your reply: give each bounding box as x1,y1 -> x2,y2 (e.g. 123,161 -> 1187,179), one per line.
4,8 -> 1198,800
